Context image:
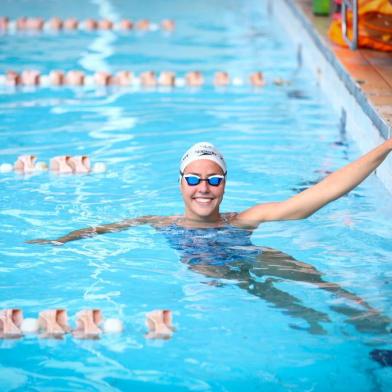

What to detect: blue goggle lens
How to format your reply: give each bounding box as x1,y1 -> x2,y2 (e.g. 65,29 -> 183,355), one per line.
207,176 -> 223,186
183,175 -> 224,186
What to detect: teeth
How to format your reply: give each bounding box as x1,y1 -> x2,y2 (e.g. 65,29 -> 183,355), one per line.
195,198 -> 211,203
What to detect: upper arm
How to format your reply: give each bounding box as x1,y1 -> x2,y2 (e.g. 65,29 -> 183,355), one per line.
233,201 -> 295,228
233,192 -> 324,228
95,215 -> 169,233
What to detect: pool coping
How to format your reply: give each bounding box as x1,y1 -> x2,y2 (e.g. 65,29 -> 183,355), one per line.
271,0 -> 392,194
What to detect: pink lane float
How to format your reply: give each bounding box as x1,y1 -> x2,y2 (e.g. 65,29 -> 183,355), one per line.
50,155 -> 105,174
13,155 -> 47,173
145,309 -> 175,340
38,309 -> 71,338
73,309 -> 102,339
0,70 -> 283,88
0,17 -> 175,32
214,71 -> 230,87
0,308 -> 123,340
0,309 -> 23,338
0,155 -> 106,174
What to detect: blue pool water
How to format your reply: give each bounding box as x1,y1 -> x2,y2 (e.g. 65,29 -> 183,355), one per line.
0,0 -> 392,391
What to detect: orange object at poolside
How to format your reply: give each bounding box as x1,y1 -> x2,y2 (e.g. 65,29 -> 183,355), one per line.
328,0 -> 392,51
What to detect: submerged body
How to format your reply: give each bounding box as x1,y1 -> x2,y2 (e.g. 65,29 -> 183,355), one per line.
158,221 -> 390,335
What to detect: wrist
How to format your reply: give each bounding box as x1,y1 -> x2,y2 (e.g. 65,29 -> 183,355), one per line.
387,138 -> 392,152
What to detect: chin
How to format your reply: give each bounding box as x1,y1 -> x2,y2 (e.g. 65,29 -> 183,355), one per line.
189,206 -> 219,220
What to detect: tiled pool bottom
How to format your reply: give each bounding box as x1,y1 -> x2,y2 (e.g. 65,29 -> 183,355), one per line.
1,0 -> 392,391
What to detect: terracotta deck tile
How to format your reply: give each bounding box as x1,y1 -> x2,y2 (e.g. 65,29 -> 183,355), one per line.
294,0 -> 392,135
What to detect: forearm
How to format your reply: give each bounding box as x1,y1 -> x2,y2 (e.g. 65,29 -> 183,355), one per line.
55,218 -> 145,243
289,139 -> 392,218
230,139 -> 391,226
315,140 -> 390,198
55,226 -> 110,244
26,216 -> 156,245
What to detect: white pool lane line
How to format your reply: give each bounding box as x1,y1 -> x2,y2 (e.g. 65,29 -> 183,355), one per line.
79,0 -> 120,72
78,0 -> 137,155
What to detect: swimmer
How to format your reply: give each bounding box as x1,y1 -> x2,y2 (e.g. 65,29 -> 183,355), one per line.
120,19 -> 133,30
250,71 -> 265,87
29,138 -> 392,244
28,140 -> 392,336
214,71 -> 230,87
185,71 -> 204,87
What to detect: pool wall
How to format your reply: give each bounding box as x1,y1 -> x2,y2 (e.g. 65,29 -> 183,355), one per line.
271,0 -> 392,194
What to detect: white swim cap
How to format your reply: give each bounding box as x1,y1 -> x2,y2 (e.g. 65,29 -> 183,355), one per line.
180,142 -> 226,173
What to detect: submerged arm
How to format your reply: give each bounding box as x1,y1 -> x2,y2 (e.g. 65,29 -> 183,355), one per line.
235,138 -> 392,227
26,215 -> 168,245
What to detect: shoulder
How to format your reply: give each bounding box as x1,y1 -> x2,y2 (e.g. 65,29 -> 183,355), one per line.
147,215 -> 181,228
223,212 -> 258,230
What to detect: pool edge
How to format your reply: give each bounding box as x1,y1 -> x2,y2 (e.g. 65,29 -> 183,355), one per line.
271,0 -> 392,194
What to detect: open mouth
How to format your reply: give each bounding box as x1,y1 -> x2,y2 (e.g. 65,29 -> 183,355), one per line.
193,197 -> 214,205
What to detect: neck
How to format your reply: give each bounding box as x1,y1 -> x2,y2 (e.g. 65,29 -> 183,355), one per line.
184,209 -> 222,225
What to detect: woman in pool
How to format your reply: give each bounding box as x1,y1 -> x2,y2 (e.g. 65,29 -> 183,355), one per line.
29,140 -> 392,334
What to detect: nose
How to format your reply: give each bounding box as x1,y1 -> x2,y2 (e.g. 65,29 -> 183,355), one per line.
197,179 -> 210,193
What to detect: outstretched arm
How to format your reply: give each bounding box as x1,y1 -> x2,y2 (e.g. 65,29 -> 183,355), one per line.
235,138 -> 392,227
26,215 -> 171,245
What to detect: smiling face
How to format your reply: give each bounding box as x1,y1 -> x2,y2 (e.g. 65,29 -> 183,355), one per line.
180,159 -> 226,222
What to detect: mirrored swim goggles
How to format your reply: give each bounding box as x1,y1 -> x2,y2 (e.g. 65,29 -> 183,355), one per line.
180,172 -> 226,186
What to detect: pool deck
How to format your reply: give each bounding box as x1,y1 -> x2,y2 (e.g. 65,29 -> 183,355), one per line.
294,0 -> 392,139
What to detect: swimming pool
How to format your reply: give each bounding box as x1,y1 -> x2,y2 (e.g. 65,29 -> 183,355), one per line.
0,0 -> 391,390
